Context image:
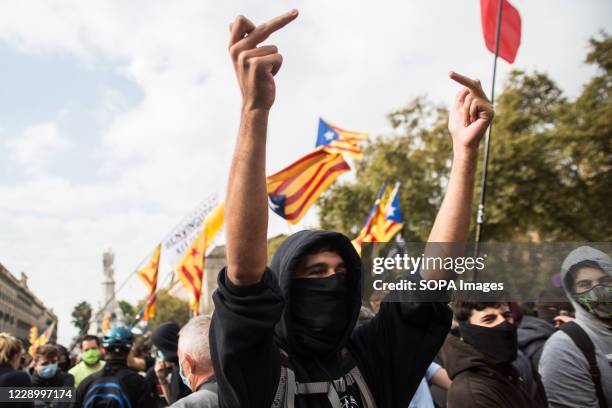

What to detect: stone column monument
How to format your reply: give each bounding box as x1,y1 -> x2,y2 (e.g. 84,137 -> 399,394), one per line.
91,249 -> 125,334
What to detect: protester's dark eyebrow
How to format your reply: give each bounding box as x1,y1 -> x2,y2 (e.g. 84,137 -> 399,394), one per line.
304,262 -> 329,272
481,314 -> 497,323
305,261 -> 346,271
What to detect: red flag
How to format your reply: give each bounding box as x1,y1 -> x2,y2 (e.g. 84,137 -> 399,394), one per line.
480,0 -> 521,63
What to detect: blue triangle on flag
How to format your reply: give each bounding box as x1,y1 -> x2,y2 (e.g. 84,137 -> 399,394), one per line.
268,194 -> 287,218
316,118 -> 339,147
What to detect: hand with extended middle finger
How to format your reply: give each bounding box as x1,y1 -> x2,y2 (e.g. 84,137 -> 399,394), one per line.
228,10 -> 299,111
448,71 -> 494,151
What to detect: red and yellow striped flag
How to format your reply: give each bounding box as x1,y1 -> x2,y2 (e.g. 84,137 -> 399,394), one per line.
37,321 -> 55,346
267,147 -> 350,224
136,244 -> 161,321
316,118 -> 368,159
353,183 -> 403,253
29,321 -> 56,356
175,203 -> 225,316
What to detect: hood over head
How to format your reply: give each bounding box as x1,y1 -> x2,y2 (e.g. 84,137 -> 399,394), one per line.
517,315 -> 555,348
560,246 -> 612,355
270,230 -> 362,357
561,246 -> 612,323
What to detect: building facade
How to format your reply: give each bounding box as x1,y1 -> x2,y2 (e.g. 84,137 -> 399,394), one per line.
0,263 -> 57,347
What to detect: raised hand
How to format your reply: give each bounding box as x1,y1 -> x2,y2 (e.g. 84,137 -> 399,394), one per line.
229,10 -> 299,111
448,71 -> 494,151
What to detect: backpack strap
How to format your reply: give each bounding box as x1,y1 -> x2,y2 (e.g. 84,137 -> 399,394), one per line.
348,365 -> 376,408
272,348 -> 376,408
559,322 -> 608,408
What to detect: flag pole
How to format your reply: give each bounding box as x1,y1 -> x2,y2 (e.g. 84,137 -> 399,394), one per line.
474,0 -> 503,266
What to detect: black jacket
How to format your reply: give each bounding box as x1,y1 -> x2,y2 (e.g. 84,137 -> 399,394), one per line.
145,363 -> 191,407
441,334 -> 539,408
31,370 -> 74,408
211,230 -> 452,408
0,364 -> 33,408
73,358 -> 154,408
31,370 -> 74,388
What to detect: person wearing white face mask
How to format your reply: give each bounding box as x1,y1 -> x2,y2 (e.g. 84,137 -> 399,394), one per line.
171,316 -> 218,408
31,344 -> 74,407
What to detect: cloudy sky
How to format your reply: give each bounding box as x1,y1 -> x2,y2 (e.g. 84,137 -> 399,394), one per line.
0,0 -> 610,345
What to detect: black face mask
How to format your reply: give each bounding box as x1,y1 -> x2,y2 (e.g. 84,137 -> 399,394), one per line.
459,320 -> 518,365
290,274 -> 352,356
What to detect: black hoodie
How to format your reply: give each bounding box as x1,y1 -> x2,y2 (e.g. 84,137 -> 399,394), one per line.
211,230 -> 452,408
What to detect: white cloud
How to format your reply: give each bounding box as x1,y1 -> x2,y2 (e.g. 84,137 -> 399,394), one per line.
0,0 -> 610,345
6,123 -> 69,175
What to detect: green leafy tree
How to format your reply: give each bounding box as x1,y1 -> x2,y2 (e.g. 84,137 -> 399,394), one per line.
70,301 -> 92,348
319,97 -> 452,241
135,289 -> 190,332
118,300 -> 134,324
318,33 -> 612,242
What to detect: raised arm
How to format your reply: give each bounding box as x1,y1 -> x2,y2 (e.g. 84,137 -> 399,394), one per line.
225,10 -> 299,286
422,71 -> 494,280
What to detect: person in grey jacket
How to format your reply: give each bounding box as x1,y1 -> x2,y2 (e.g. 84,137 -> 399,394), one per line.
539,246 -> 612,407
171,316 -> 218,408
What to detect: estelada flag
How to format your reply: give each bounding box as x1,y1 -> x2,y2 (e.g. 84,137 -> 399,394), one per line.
352,185 -> 386,252
353,183 -> 403,253
31,321 -> 56,356
267,147 -> 350,224
481,0 -> 521,63
136,244 -> 161,321
37,321 -> 55,346
316,118 -> 368,159
175,203 -> 224,316
374,183 -> 403,242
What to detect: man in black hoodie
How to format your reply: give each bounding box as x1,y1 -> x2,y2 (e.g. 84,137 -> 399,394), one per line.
441,299 -> 545,408
211,9 -> 494,408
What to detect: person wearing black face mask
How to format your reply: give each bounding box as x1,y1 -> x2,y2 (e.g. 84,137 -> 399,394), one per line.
441,300 -> 543,408
210,9 -> 495,408
289,265 -> 352,356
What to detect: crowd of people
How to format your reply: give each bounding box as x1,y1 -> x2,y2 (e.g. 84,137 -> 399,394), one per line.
1,9 -> 610,408
0,248 -> 610,408
0,315 -> 216,407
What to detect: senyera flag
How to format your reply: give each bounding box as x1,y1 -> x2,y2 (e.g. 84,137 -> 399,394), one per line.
175,203 -> 224,316
480,0 -> 522,63
316,118 -> 368,159
353,183 -> 403,253
136,244 -> 161,321
267,147 -> 351,225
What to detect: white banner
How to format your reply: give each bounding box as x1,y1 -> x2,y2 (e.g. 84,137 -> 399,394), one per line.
161,194 -> 219,268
